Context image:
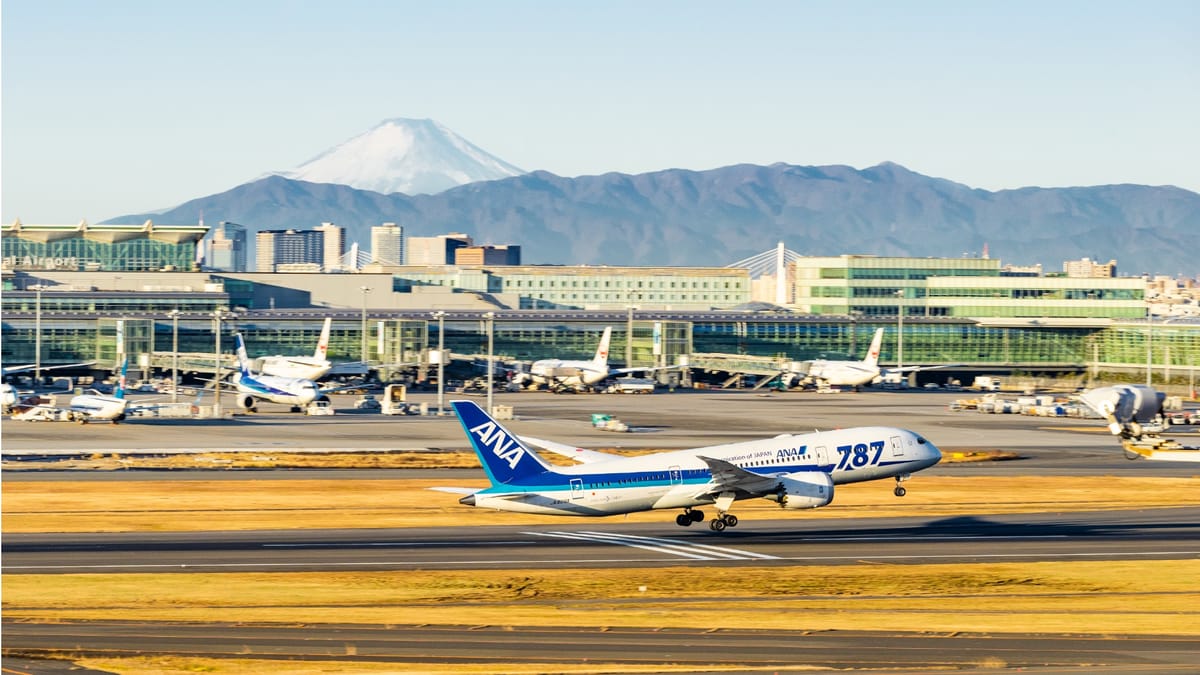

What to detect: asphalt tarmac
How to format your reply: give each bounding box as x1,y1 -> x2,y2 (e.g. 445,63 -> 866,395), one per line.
6,507 -> 1200,574
4,388 -> 1199,673
5,621 -> 1200,674
4,389 -> 1199,477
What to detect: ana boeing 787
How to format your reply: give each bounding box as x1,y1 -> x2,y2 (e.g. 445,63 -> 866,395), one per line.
443,399 -> 942,530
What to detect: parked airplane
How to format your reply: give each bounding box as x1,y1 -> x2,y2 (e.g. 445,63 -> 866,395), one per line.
782,328 -> 949,390
509,327 -> 678,392
442,399 -> 942,530
257,317 -> 335,380
10,360 -> 133,423
1078,384 -> 1200,462
2,361 -> 96,410
225,333 -> 358,412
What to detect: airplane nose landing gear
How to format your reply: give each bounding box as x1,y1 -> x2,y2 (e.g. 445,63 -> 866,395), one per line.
894,474 -> 909,497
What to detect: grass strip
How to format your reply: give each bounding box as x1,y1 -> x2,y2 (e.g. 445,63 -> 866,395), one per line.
4,475 -> 1199,533
5,561 -> 1199,636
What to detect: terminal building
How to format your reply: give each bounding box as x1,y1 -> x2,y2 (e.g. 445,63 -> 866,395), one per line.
792,255 -> 1145,319
1,220 -> 207,272
3,235 -> 1194,386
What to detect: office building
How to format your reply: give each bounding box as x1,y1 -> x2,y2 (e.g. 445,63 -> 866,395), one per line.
1064,258 -> 1117,278
256,229 -> 325,272
371,223 -> 405,265
315,222 -> 346,272
204,222 -> 247,272
455,244 -> 521,266
407,233 -> 472,265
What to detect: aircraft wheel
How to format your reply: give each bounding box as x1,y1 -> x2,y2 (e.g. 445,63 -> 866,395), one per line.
675,513 -> 692,527
722,514 -> 739,527
689,509 -> 705,523
894,486 -> 907,497
709,518 -> 726,532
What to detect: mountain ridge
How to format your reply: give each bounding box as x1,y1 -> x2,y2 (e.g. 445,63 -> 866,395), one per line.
106,162 -> 1200,275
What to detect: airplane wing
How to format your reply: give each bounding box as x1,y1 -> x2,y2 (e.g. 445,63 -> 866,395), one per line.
608,365 -> 685,378
693,455 -> 782,498
885,364 -> 963,374
521,436 -> 617,464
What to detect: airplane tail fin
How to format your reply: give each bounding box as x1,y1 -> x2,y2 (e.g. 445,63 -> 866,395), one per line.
592,327 -> 613,367
314,317 -> 332,360
450,399 -> 555,485
863,328 -> 884,368
114,356 -> 128,400
234,334 -> 254,377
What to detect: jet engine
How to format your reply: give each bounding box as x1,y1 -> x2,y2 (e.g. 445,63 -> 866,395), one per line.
237,394 -> 257,410
1078,385 -> 1164,439
765,471 -> 835,509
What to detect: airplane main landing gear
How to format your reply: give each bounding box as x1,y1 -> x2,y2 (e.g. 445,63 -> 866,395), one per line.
675,508 -> 706,527
709,513 -> 739,531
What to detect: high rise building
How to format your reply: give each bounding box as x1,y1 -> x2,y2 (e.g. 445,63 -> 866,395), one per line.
256,229 -> 325,272
205,221 -> 247,272
315,222 -> 346,272
406,233 -> 473,265
371,222 -> 405,265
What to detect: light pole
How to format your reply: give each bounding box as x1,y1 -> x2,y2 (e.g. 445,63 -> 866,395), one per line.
895,289 -> 905,371
212,309 -> 232,417
360,286 -> 372,365
625,291 -> 640,367
433,310 -> 446,416
1146,311 -> 1153,387
484,311 -> 495,415
31,284 -> 46,384
168,309 -> 181,404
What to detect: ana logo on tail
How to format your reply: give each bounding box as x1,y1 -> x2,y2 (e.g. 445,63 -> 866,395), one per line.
469,420 -> 527,469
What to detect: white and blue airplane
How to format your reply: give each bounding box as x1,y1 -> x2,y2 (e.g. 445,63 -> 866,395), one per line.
444,399 -> 942,531
229,333 -> 324,412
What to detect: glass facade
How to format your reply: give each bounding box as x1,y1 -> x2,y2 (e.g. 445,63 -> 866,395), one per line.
2,221 -> 205,271
392,266 -> 751,310
4,305 -> 1197,376
794,255 -> 1145,319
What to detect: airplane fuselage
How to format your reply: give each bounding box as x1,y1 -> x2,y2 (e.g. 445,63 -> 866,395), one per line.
803,361 -> 881,388
525,359 -> 609,389
466,425 -> 939,517
233,372 -> 319,408
257,356 -> 332,381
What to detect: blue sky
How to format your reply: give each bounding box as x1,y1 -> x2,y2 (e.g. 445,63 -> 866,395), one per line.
3,0 -> 1197,223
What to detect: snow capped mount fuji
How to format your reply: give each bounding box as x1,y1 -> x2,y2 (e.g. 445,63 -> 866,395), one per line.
274,118 -> 525,195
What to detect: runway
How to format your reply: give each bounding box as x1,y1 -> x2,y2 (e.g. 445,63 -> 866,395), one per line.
5,389 -> 1199,672
6,507 -> 1199,574
6,620 -> 1200,673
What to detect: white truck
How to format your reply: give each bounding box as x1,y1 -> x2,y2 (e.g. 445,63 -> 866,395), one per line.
972,376 -> 1003,392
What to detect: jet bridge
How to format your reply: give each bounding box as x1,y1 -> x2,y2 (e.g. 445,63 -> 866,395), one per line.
1078,385 -> 1200,461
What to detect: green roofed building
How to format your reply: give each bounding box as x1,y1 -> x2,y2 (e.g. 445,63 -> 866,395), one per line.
1,220 -> 207,272
793,255 -> 1145,319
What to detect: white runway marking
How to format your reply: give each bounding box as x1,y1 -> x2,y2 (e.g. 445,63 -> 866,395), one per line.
528,530 -> 780,560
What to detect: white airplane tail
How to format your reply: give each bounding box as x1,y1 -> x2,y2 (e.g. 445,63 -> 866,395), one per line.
863,328 -> 884,368
591,327 -> 613,368
314,317 -> 332,360
114,356 -> 128,400
234,334 -> 254,377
